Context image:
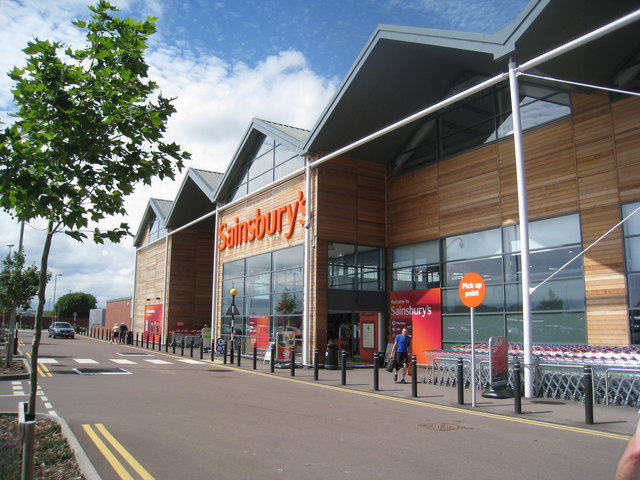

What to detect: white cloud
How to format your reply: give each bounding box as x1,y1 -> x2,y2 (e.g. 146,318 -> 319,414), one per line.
0,0 -> 337,309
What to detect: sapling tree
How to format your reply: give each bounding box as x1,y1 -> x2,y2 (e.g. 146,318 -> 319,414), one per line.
0,1 -> 190,419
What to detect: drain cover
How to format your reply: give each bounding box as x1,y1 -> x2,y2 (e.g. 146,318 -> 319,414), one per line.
418,423 -> 466,432
74,368 -> 131,375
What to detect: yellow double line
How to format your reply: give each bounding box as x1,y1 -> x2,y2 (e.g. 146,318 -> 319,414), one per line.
23,353 -> 53,377
82,424 -> 155,480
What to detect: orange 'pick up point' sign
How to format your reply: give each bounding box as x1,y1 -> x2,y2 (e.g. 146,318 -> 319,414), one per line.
458,272 -> 486,308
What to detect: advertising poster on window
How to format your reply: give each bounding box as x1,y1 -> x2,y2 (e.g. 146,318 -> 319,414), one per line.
144,304 -> 163,343
359,311 -> 377,363
390,289 -> 441,364
249,316 -> 270,350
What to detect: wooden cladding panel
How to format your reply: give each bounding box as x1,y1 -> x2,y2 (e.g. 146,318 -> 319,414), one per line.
612,96 -> 640,135
581,204 -> 628,346
317,158 -> 386,246
133,241 -> 166,332
217,176 -> 306,264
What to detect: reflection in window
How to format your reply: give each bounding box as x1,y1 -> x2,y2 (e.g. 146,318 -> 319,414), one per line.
623,202 -> 640,344
392,80 -> 571,176
328,243 -> 384,291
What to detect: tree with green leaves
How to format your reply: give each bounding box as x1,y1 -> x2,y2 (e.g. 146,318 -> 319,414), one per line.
0,1 -> 189,421
0,251 -> 43,366
55,292 -> 97,318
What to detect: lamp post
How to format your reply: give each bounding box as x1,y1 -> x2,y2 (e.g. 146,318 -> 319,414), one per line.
53,274 -> 62,321
226,288 -> 240,354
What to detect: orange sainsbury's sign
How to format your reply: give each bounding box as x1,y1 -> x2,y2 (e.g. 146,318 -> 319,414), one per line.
217,190 -> 306,251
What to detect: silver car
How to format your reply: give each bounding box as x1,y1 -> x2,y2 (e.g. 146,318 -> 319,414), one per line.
48,321 -> 75,339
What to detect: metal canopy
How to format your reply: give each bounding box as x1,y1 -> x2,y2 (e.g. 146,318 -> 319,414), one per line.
304,0 -> 640,167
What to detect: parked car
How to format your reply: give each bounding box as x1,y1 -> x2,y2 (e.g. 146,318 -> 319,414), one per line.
48,322 -> 75,339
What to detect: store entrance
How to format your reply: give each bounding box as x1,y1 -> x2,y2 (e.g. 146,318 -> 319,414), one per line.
328,311 -> 379,363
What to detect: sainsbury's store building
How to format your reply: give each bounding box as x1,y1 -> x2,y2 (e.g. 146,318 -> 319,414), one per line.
134,0 -> 640,365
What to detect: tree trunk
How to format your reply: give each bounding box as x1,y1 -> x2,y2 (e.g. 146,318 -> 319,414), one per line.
27,221 -> 54,419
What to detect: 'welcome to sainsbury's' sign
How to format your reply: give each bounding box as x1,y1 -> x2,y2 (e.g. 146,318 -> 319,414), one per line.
217,191 -> 306,251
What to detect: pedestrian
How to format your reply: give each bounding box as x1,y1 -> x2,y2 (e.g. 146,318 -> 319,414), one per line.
616,415 -> 640,480
390,327 -> 411,383
119,322 -> 128,344
111,323 -> 119,344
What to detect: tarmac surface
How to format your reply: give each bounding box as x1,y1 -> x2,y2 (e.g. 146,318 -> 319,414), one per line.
2,331 -> 639,479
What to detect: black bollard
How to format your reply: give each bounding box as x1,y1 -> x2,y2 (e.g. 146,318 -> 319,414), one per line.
223,341 -> 228,364
237,341 -> 241,367
314,348 -> 319,381
190,339 -> 195,358
253,343 -> 257,370
181,338 -> 185,356
146,335 -> 149,349
152,337 -> 155,351
211,341 -> 216,362
457,358 -> 464,405
135,332 -> 139,347
166,338 -> 169,353
411,355 -> 418,397
584,365 -> 594,425
172,340 -> 176,355
230,341 -> 235,364
270,343 -> 275,373
290,345 -> 295,377
514,361 -> 522,414
341,350 -> 347,385
200,341 -> 203,359
373,352 -> 379,391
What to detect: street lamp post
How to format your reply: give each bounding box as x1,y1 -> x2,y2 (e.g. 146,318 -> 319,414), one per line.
226,288 -> 240,357
53,274 -> 63,321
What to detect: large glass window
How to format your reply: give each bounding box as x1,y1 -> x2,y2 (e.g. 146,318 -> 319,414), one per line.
393,80 -> 571,175
229,135 -> 305,201
328,243 -> 384,291
623,202 -> 640,344
221,245 -> 304,338
439,214 -> 586,347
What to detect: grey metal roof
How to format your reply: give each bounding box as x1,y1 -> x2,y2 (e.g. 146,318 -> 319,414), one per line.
133,198 -> 174,247
165,168 -> 224,230
304,0 -> 640,164
214,118 -> 309,201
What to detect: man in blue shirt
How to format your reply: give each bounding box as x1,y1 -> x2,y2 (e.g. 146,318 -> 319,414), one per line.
391,327 -> 411,383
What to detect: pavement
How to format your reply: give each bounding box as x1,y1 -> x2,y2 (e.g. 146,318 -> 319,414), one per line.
2,332 -> 639,479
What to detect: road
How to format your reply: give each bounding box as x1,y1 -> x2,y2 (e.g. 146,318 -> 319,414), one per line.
2,333 -> 632,480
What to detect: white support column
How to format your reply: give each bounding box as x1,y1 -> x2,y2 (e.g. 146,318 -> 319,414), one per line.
509,59 -> 534,397
302,159 -> 312,365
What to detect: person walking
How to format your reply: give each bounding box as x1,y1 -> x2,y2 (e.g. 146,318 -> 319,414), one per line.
111,323 -> 119,344
390,327 -> 411,383
119,322 -> 128,344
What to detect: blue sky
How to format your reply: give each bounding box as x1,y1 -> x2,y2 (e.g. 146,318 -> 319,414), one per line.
0,0 -> 529,308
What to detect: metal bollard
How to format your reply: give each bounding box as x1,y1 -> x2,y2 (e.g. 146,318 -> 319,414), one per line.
146,335 -> 149,349
190,339 -> 194,358
373,352 -> 379,391
172,340 -> 176,355
166,338 -> 169,353
411,355 -> 418,397
223,341 -> 228,364
270,343 -> 275,373
253,343 -> 257,370
584,365 -> 594,425
200,341 -> 203,359
211,341 -> 216,362
152,337 -> 155,350
135,332 -> 139,347
237,341 -> 241,367
457,358 -> 464,405
514,361 -> 522,414
181,338 -> 185,356
314,348 -> 319,381
341,350 -> 347,385
230,342 -> 235,364
290,345 -> 295,377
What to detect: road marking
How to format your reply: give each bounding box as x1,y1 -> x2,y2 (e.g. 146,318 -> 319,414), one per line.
83,424 -> 155,480
38,362 -> 53,377
111,359 -> 137,364
74,358 -> 99,364
38,358 -> 59,364
82,424 -> 135,480
143,359 -> 172,365
216,363 -> 633,442
178,359 -> 205,364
